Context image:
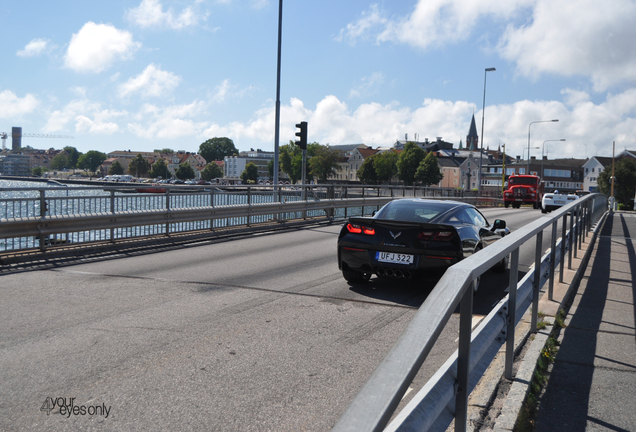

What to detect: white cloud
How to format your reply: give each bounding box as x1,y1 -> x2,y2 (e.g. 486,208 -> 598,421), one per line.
336,4 -> 387,45
44,99 -> 126,135
17,39 -> 49,57
210,79 -> 252,103
498,0 -> 636,91
128,101 -> 209,139
118,64 -> 181,98
349,72 -> 385,98
64,22 -> 140,73
127,0 -> 208,29
0,90 -> 39,118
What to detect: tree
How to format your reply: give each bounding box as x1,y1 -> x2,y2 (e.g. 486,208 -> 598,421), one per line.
201,162 -> 224,181
109,161 -> 124,175
357,156 -> 378,184
280,144 -> 300,184
397,142 -> 425,185
175,162 -> 195,180
63,146 -> 80,169
199,137 -> 238,163
150,158 -> 170,179
77,151 -> 107,174
374,150 -> 399,183
415,152 -> 444,186
128,154 -> 150,178
598,158 -> 636,205
240,162 -> 259,183
308,145 -> 339,181
50,153 -> 70,170
267,159 -> 274,179
32,166 -> 47,177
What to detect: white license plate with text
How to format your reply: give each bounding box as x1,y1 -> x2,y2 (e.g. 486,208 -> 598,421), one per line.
376,252 -> 413,265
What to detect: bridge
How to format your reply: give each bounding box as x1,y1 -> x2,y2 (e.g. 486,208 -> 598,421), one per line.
0,184 -> 611,430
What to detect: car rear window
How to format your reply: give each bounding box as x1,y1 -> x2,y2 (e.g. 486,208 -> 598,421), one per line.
375,201 -> 452,223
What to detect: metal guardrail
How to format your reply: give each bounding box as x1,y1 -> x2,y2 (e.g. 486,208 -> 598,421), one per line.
0,183 -> 500,254
333,193 -> 608,432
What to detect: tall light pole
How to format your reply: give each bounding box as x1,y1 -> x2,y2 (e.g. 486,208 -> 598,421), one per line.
527,119 -> 558,173
479,67 -> 496,194
541,139 -> 565,177
523,146 -> 540,168
273,0 -> 283,189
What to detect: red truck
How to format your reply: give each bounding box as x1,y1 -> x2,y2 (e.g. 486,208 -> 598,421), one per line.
503,174 -> 544,209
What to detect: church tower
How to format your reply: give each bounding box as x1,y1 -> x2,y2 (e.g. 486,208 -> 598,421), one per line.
466,114 -> 479,151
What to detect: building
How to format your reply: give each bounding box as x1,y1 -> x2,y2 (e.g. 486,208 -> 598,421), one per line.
224,149 -> 274,181
582,156 -> 612,192
0,153 -> 31,176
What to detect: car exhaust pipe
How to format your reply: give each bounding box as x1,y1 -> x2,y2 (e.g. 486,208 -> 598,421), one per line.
394,269 -> 403,278
376,267 -> 385,276
385,268 -> 394,277
403,270 -> 411,279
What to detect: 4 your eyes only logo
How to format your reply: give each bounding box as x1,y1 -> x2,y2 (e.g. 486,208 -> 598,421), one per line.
40,397 -> 111,419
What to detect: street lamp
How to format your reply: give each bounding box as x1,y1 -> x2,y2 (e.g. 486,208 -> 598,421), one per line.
541,139 -> 565,177
479,67 -> 496,194
527,119 -> 558,173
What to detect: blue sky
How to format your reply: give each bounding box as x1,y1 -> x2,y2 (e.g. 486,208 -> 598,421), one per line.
2,0 -> 636,160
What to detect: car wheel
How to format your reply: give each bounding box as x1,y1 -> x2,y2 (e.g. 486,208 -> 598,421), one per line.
342,270 -> 371,283
504,202 -> 510,208
533,201 -> 538,209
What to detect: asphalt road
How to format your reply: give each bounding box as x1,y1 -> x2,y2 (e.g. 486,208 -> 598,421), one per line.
0,206 -> 548,431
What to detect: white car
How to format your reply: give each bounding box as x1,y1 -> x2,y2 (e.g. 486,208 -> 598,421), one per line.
542,191 -> 578,213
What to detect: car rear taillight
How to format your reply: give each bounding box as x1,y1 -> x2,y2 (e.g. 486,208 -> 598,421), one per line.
418,231 -> 454,241
346,223 -> 375,235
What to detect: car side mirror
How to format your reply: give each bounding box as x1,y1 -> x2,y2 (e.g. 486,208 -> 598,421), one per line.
492,219 -> 506,230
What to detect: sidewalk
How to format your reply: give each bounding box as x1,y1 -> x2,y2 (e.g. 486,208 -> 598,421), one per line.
532,211 -> 636,431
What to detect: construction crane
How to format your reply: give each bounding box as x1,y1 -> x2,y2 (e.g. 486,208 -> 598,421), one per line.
1,130 -> 74,151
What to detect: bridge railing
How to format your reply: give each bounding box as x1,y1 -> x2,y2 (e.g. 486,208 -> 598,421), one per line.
332,193 -> 608,432
0,184 -> 499,254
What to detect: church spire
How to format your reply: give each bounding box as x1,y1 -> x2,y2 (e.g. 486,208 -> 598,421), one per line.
466,114 -> 479,151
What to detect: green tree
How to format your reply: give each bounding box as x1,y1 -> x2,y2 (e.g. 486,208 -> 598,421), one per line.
308,145 -> 339,181
175,162 -> 195,180
397,142 -> 425,185
357,156 -> 378,184
280,144 -> 300,183
109,161 -> 124,175
374,150 -> 399,183
199,137 -> 238,163
128,154 -> 150,178
598,158 -> 636,205
77,151 -> 107,174
155,148 -> 174,154
150,158 -> 170,179
267,159 -> 274,179
32,166 -> 46,177
240,162 -> 259,183
50,153 -> 70,170
63,146 -> 80,169
415,152 -> 444,186
201,162 -> 224,180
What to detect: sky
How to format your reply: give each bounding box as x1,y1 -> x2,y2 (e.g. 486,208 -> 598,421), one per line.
2,0 -> 636,161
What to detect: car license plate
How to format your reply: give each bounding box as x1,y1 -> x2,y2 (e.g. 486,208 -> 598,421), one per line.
376,252 -> 413,265
554,200 -> 565,205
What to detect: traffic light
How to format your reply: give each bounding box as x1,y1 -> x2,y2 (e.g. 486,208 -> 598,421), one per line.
295,121 -> 307,150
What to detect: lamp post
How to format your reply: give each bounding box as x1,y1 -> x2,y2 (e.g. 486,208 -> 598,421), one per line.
479,67 -> 496,194
527,119 -> 558,173
501,143 -> 506,195
524,146 -> 539,173
541,139 -> 565,178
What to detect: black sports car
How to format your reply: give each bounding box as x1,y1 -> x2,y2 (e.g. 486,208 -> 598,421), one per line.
337,199 -> 509,283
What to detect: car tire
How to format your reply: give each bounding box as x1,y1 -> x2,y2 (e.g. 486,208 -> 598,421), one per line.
504,202 -> 510,208
342,270 -> 371,283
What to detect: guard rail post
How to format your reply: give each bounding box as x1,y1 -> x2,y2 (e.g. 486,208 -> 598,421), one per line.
578,204 -> 583,250
110,190 -> 116,242
165,189 -> 171,236
573,205 -> 579,259
39,189 -> 47,252
568,208 -> 574,268
247,187 -> 252,226
549,219 -> 557,300
531,229 -> 543,332
560,212 -> 567,283
209,188 -> 215,230
455,278 -> 475,432
505,248 -> 520,380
